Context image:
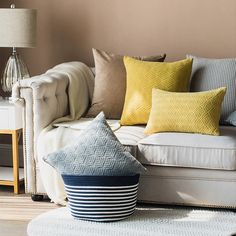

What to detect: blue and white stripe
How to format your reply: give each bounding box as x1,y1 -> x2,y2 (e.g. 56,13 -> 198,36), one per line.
62,175 -> 139,222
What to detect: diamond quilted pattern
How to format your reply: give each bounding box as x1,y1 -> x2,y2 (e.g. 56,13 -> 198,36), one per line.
43,112 -> 146,175
120,57 -> 193,125
145,88 -> 226,135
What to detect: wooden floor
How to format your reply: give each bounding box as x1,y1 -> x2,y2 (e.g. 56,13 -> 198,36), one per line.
0,185 -> 58,236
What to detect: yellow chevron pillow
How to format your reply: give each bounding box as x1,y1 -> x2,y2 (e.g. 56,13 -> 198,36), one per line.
120,57 -> 193,125
145,87 -> 226,136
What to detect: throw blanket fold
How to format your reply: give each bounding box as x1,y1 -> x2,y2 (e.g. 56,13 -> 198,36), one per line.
38,127 -> 82,205
38,62 -> 95,205
46,62 -> 94,123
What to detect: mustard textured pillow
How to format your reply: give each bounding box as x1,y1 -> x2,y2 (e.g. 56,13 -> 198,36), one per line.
145,87 -> 227,136
120,57 -> 193,125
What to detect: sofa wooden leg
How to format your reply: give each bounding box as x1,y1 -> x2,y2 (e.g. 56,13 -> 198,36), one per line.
31,194 -> 44,201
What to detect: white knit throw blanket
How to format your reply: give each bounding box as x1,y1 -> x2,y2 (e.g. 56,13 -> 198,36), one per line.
37,62 -> 95,205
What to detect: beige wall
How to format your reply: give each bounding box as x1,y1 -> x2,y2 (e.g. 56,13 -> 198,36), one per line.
1,0 -> 236,76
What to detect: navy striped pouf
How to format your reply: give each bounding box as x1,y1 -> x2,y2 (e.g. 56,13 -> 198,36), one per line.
62,174 -> 140,222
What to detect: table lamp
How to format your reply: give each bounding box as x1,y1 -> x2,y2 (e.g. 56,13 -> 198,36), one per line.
0,4 -> 37,97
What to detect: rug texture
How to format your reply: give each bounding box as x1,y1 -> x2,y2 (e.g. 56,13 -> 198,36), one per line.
27,206 -> 236,236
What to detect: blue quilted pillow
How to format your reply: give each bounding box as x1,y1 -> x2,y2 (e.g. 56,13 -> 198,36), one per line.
43,112 -> 146,176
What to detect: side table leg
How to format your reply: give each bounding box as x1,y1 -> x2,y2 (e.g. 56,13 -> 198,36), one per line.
12,130 -> 20,194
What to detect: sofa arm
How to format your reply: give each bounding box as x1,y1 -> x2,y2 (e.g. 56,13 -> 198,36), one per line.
12,72 -> 70,137
11,72 -> 70,193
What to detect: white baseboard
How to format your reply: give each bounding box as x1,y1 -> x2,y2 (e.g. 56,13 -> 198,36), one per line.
0,144 -> 24,167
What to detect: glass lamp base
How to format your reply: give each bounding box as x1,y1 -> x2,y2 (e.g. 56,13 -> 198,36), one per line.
1,48 -> 30,97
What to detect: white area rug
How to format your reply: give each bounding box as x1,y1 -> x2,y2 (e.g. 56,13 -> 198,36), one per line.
27,206 -> 236,236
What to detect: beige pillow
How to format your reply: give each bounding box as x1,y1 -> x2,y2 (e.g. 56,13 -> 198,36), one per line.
86,48 -> 166,119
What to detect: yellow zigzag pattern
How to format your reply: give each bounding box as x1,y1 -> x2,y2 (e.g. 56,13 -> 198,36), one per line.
120,57 -> 193,125
145,88 -> 226,136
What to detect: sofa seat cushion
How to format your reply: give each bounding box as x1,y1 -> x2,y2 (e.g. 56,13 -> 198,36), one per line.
114,125 -> 147,156
137,126 -> 236,170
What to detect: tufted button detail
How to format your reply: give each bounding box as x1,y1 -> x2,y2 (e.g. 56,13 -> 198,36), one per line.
43,96 -> 48,102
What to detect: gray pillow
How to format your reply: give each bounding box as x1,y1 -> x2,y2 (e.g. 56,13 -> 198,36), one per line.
43,112 -> 146,176
188,55 -> 236,124
225,111 -> 236,126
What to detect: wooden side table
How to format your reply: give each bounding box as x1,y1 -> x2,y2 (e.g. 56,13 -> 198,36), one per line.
0,99 -> 23,194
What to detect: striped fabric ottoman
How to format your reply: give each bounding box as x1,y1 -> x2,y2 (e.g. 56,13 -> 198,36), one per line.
62,174 -> 139,222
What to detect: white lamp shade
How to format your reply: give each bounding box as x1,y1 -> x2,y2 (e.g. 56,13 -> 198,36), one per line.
0,8 -> 37,48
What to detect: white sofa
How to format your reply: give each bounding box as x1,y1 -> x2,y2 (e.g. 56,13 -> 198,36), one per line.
12,63 -> 236,208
